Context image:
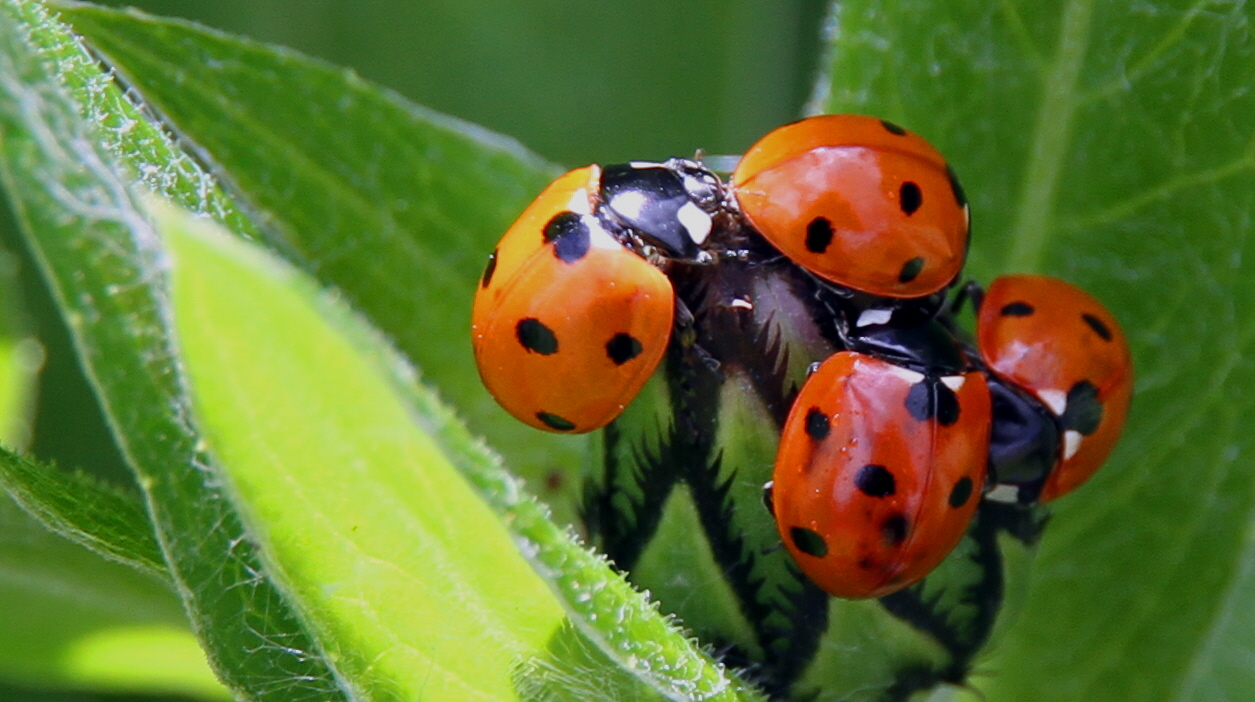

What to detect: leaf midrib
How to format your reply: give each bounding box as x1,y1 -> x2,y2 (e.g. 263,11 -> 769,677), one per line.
1004,0 -> 1094,274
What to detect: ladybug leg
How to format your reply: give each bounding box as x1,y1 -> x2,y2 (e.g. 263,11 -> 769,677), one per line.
672,295 -> 723,377
949,279 -> 986,317
672,294 -> 697,347
758,481 -> 786,556
803,275 -> 858,349
692,343 -> 722,375
967,281 -> 985,312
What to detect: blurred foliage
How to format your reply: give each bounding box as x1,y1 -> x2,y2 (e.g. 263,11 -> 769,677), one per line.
94,0 -> 828,165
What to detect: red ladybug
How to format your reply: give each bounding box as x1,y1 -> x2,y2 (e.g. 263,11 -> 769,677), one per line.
771,351 -> 990,598
731,114 -> 970,299
976,274 -> 1133,502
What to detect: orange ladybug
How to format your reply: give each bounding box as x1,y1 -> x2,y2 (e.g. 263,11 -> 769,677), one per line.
731,114 -> 969,298
472,160 -> 723,434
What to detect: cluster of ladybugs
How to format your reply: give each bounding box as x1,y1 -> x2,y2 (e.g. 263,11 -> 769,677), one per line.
472,114 -> 1132,600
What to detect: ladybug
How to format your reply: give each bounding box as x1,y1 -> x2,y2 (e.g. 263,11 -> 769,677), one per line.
472,161 -> 723,434
771,351 -> 990,599
975,274 -> 1132,502
731,114 -> 970,299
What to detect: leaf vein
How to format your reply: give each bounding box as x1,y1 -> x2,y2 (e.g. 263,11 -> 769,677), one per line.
1005,0 -> 1095,273
1078,0 -> 1224,106
1065,145 -> 1255,230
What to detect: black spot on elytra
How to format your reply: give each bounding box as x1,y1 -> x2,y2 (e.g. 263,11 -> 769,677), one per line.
536,411 -> 576,431
516,318 -> 558,355
881,119 -> 908,135
791,527 -> 828,558
855,464 -> 896,498
899,257 -> 925,283
543,211 -> 591,263
882,514 -> 909,546
605,333 -> 643,365
480,249 -> 498,288
805,407 -> 830,440
900,182 -> 922,215
1001,301 -> 1035,317
947,164 -> 968,209
1083,313 -> 1114,341
805,217 -> 834,254
1061,380 -> 1103,435
949,476 -> 974,508
905,377 -> 960,426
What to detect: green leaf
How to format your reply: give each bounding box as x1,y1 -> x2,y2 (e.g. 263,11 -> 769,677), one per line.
815,1 -> 1255,699
0,1 -> 351,698
155,197 -> 761,702
161,195 -> 558,700
0,494 -> 224,700
4,3 -> 256,235
56,1 -> 590,512
0,447 -> 166,579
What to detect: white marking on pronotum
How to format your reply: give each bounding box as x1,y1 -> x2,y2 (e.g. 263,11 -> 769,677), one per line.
941,375 -> 966,391
730,298 -> 753,310
677,201 -> 712,244
1064,430 -> 1083,460
1037,389 -> 1068,417
681,173 -> 713,198
629,160 -> 661,169
886,365 -> 926,385
856,308 -> 893,327
986,484 -> 1021,503
608,190 -> 647,220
